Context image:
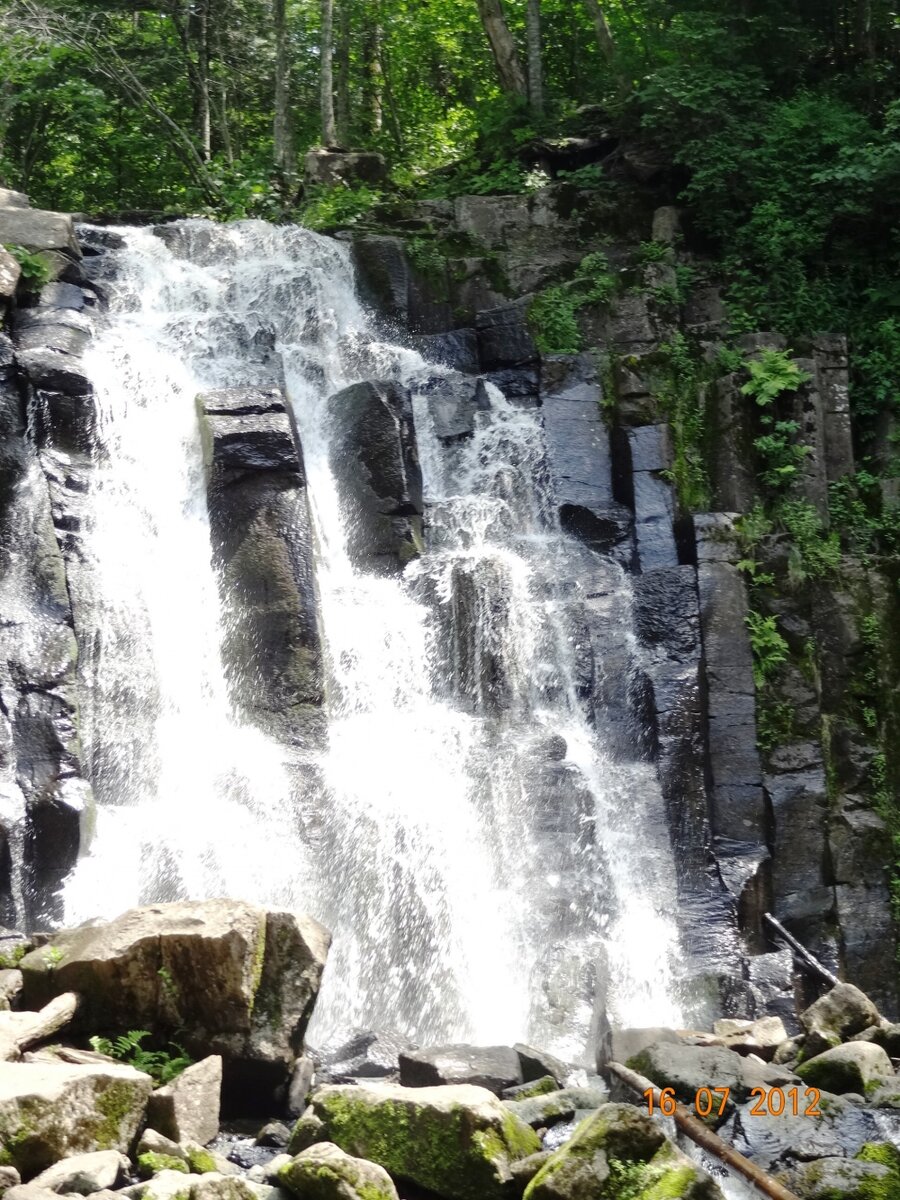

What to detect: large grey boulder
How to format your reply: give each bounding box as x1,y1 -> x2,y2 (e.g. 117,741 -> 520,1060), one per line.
304,150 -> 387,188
0,1060 -> 152,1176
19,901 -> 330,1108
279,1143 -> 398,1200
398,1044 -> 522,1094
307,1081 -> 540,1200
723,1093 -> 879,1171
326,381 -> 423,573
29,1151 -> 129,1194
523,1103 -> 722,1200
146,1055 -> 222,1145
598,1026 -> 681,1073
800,984 -> 881,1054
0,208 -> 80,259
796,1042 -> 894,1095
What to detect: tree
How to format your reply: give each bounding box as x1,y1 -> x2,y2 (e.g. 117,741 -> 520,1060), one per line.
526,0 -> 542,115
320,0 -> 337,147
475,0 -> 526,97
582,0 -> 616,65
273,0 -> 294,177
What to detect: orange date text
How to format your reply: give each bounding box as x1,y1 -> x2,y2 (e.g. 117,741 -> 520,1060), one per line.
643,1086 -> 822,1118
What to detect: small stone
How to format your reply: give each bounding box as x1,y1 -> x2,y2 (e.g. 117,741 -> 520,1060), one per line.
137,1132 -> 188,1163
182,1143 -> 220,1175
286,1111 -> 325,1155
255,1122 -> 290,1149
279,1143 -> 398,1200
262,1157 -> 291,1183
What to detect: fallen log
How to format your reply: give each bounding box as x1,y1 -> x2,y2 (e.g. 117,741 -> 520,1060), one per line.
607,1060 -> 802,1200
763,912 -> 840,987
0,992 -> 79,1060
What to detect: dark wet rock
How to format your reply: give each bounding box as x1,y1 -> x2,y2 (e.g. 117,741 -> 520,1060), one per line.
255,1122 -> 291,1149
16,350 -> 92,397
200,387 -> 324,747
412,329 -> 479,374
326,380 -> 423,573
783,1156 -> 893,1200
723,1093 -> 879,1170
476,301 -> 537,371
399,1044 -> 523,1095
414,372 -> 480,441
352,236 -> 409,325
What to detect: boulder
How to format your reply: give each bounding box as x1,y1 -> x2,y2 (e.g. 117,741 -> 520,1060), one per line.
286,1057 -> 315,1116
0,1060 -> 152,1176
19,901 -> 330,1109
304,150 -> 388,189
796,1043 -> 894,1096
307,1081 -> 540,1200
0,250 -> 20,305
137,1132 -> 189,1165
784,1156 -> 893,1200
326,381 -> 423,572
523,1103 -> 722,1200
715,1016 -> 788,1061
412,330 -> 479,374
626,1042 -> 744,1106
723,1094 -> 879,1171
279,1143 -> 398,1200
0,1169 -> 19,1196
146,1056 -> 222,1145
29,1152 -> 129,1195
504,1086 -> 608,1129
0,972 -> 23,1011
0,190 -> 29,208
800,984 -> 881,1054
598,1027 -> 681,1074
315,1031 -> 407,1083
475,301 -> 537,371
398,1044 -> 522,1094
0,208 -> 80,258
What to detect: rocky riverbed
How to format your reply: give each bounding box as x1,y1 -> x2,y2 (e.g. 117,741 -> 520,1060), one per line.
0,900 -> 897,1200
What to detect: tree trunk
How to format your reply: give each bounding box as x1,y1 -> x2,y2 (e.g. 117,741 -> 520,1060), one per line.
365,19 -> 384,135
273,0 -> 294,176
583,0 -> 616,64
197,0 -> 211,162
320,0 -> 337,147
335,0 -> 351,146
526,0 -> 542,115
475,0 -> 527,97
211,2 -> 233,165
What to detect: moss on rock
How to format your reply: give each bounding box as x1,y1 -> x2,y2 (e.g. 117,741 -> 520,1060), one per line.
138,1153 -> 190,1179
309,1082 -> 540,1200
523,1104 -> 722,1200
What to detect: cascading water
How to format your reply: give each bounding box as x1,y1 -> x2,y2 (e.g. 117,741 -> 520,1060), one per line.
62,218 -> 685,1059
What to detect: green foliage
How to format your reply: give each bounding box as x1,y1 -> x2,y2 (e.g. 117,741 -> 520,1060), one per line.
0,944 -> 26,970
4,244 -> 51,291
741,349 -> 811,407
778,499 -> 842,584
654,332 -> 710,510
746,611 -> 789,688
528,251 -> 617,356
298,184 -> 381,232
89,1029 -> 192,1085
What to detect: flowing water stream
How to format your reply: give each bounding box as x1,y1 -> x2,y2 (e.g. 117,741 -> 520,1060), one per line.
61,219 -> 685,1060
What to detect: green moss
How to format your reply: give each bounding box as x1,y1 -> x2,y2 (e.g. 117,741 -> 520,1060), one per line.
94,1080 -> 138,1149
0,945 -> 27,970
508,1076 -> 558,1100
247,920 -> 267,1018
857,1144 -> 900,1172
185,1146 -> 217,1174
314,1090 -> 539,1200
138,1152 -> 190,1179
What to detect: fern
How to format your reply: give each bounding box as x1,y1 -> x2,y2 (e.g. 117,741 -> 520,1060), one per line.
89,1029 -> 192,1085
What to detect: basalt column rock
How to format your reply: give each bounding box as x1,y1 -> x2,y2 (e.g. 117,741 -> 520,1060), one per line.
199,387 -> 324,749
0,330 -> 90,930
326,380 -> 423,574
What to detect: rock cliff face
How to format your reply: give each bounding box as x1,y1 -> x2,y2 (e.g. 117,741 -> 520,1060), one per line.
0,179 -> 895,1039
349,186 -> 899,1017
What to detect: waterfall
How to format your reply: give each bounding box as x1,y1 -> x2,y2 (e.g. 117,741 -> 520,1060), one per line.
62,218 -> 685,1060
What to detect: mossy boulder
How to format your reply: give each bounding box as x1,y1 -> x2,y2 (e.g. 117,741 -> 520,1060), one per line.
504,1086 -> 607,1129
796,1043 -> 893,1096
0,1061 -> 153,1177
523,1104 -> 723,1200
18,901 -> 329,1109
784,1154 -> 896,1200
800,985 -> 881,1057
279,1142 -> 398,1200
308,1082 -> 540,1200
139,1154 -> 190,1179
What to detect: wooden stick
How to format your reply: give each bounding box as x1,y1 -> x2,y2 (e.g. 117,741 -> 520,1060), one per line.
763,912 -> 840,987
607,1061 -> 802,1200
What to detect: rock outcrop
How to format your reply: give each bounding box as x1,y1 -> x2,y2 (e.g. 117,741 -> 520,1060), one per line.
18,901 -> 330,1109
